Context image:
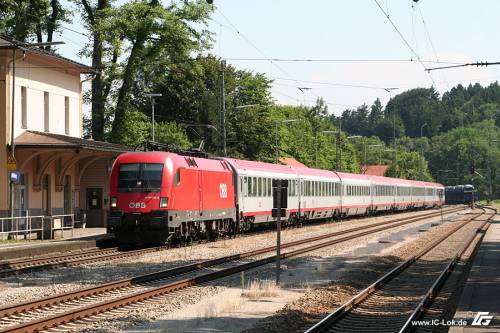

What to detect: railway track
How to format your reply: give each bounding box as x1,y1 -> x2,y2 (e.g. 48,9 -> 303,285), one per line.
0,207 -> 462,278
304,206 -> 496,333
0,206 -> 466,332
0,245 -> 172,277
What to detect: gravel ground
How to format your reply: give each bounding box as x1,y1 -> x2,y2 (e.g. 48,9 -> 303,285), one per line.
47,209 -> 470,333
0,209 -> 455,308
243,210 -> 483,333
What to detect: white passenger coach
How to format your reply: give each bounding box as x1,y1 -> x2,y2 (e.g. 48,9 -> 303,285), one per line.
224,158 -> 444,227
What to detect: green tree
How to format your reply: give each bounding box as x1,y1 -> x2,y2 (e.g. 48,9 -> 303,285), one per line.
155,122 -> 191,150
427,120 -> 500,198
385,150 -> 433,181
1,0 -> 71,49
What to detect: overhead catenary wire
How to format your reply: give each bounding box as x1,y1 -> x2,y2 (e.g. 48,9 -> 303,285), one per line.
216,7 -> 345,107
426,61 -> 500,72
225,58 -> 462,64
415,2 -> 450,89
372,0 -> 436,86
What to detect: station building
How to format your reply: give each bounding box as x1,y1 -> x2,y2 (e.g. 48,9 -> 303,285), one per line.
0,37 -> 129,231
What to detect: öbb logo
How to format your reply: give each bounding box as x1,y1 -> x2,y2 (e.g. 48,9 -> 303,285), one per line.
220,184 -> 228,198
129,202 -> 146,209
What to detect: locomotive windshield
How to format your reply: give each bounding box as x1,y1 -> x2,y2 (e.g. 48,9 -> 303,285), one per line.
118,163 -> 163,192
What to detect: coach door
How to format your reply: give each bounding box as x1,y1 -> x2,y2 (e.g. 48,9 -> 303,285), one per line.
239,176 -> 246,213
86,188 -> 103,227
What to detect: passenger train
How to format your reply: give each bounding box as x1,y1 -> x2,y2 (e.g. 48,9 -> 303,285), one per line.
108,151 -> 445,245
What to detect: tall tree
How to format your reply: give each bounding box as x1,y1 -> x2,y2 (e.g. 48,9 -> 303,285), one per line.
0,0 -> 70,49
79,0 -> 110,141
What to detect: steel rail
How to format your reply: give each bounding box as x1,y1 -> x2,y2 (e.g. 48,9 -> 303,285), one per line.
399,206 -> 497,332
0,206 -> 462,319
0,207 -> 460,278
0,208 -> 465,332
0,246 -> 171,277
304,208 -> 495,333
0,247 -> 119,269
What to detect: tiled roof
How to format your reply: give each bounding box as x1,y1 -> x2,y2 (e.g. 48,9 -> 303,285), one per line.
279,157 -> 307,167
362,164 -> 389,176
15,131 -> 130,153
0,36 -> 94,73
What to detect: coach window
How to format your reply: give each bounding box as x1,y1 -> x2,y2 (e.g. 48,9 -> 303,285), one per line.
257,178 -> 262,197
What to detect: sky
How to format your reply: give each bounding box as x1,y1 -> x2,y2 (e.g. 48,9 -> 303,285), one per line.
56,0 -> 500,115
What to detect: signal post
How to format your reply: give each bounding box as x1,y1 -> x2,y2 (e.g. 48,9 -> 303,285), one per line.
272,179 -> 288,285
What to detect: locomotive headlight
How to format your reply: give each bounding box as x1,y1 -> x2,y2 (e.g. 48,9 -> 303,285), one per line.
111,197 -> 117,208
159,197 -> 168,208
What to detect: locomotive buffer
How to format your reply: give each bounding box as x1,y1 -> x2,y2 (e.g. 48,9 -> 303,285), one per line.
272,179 -> 288,285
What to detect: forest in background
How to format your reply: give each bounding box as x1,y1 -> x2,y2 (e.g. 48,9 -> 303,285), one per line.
1,0 -> 499,199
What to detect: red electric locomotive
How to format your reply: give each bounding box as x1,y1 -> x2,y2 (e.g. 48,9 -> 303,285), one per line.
108,152 -> 236,245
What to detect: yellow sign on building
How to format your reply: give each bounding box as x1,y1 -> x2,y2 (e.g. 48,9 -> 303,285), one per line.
7,153 -> 17,171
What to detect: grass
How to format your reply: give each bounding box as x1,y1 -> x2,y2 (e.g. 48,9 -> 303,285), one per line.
478,200 -> 500,210
241,279 -> 280,300
195,291 -> 244,322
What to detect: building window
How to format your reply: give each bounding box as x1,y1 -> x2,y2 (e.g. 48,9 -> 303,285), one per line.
44,91 -> 49,132
21,86 -> 27,129
64,96 -> 69,135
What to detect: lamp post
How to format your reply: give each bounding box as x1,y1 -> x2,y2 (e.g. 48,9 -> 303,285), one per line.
384,148 -> 395,175
384,87 -> 399,176
145,93 -> 162,142
368,144 -> 384,165
321,130 -> 338,170
297,87 -> 311,105
346,135 -> 362,171
5,39 -> 65,219
323,117 -> 343,171
275,119 -> 299,163
420,123 -> 428,179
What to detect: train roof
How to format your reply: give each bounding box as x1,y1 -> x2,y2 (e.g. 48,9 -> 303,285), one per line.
116,152 -> 233,173
223,158 -> 298,175
115,152 -> 444,188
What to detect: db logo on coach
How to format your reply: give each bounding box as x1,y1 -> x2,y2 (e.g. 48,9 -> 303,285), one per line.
129,202 -> 146,209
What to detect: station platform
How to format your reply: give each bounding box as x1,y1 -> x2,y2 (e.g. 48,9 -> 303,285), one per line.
0,228 -> 114,260
450,213 -> 500,332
